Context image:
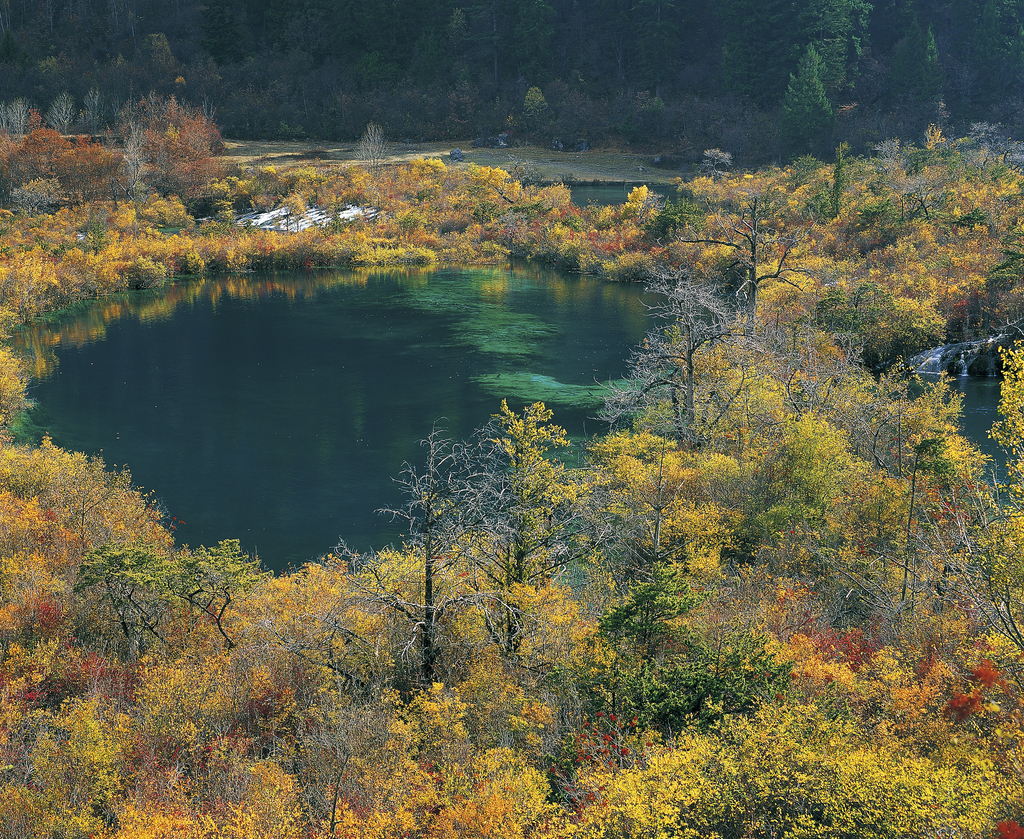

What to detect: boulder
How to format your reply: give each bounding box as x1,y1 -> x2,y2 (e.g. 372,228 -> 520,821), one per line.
450,148 -> 464,161
652,154 -> 681,169
472,136 -> 507,148
909,336 -> 1011,377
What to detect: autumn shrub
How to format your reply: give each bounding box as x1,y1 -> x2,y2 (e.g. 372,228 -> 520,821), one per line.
542,703 -> 1008,839
604,251 -> 655,282
138,195 -> 191,229
122,256 -> 167,289
32,696 -> 121,836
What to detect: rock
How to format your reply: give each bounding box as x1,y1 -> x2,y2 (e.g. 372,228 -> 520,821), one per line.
652,154 -> 681,168
574,139 -> 590,152
551,139 -> 564,151
450,148 -> 464,161
908,336 -> 1011,377
472,136 -> 505,148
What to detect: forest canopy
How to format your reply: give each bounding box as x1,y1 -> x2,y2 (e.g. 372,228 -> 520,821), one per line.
0,0 -> 1022,158
1,16 -> 1024,824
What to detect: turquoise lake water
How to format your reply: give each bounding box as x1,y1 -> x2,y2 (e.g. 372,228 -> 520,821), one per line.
15,262 -> 1006,571
16,266 -> 653,571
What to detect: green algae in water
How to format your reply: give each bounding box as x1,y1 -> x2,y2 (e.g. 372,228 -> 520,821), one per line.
457,310 -> 555,358
472,372 -> 616,408
402,272 -> 556,359
15,267 -> 652,570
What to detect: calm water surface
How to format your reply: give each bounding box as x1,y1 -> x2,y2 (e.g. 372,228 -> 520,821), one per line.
17,266 -> 653,571
569,182 -> 655,206
951,374 -> 1004,472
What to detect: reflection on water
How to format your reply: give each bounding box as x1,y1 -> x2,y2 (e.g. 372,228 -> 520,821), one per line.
15,267 -> 653,571
951,374 -> 1004,477
569,183 -> 656,206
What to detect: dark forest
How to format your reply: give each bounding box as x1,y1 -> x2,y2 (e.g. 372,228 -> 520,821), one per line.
0,0 -> 1022,160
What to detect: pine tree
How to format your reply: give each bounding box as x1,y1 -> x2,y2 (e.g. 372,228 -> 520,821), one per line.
891,18 -> 942,106
781,45 -> 834,155
0,29 -> 18,64
722,0 -> 796,104
200,0 -> 245,64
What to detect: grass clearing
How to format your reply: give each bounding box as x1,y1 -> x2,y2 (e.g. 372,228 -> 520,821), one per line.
220,139 -> 684,186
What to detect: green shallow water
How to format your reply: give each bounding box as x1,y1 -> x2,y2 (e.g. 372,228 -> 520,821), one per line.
15,266 -> 653,571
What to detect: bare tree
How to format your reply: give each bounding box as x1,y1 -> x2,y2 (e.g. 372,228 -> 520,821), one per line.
334,427 -> 480,685
0,97 -> 30,136
700,148 -> 733,180
119,121 -> 147,204
677,188 -> 808,325
457,402 -> 602,658
11,177 -> 65,214
46,91 -> 75,134
873,137 -> 949,221
82,88 -> 105,135
358,121 -> 388,176
602,271 -> 738,444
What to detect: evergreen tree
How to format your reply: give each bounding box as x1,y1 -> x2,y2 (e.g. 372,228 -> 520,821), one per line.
201,0 -> 246,63
968,0 -> 1024,108
722,0 -> 796,103
0,29 -> 18,64
722,0 -> 868,104
510,0 -> 555,84
891,18 -> 942,106
797,0 -> 871,94
781,45 -> 834,155
632,0 -> 684,94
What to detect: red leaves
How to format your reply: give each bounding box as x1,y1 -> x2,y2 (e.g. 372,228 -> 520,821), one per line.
943,690 -> 983,723
942,660 -> 1007,724
998,821 -> 1024,839
970,659 -> 1003,691
812,626 -> 878,672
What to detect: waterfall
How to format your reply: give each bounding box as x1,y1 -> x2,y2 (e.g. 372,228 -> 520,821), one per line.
913,346 -> 947,375
907,337 -> 1006,378
955,352 -> 969,377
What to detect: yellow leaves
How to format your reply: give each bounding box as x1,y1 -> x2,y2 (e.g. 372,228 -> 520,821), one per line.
460,648 -> 555,756
105,761 -> 304,839
857,646 -> 958,754
0,345 -> 27,424
409,156 -> 447,179
993,347 -> 1024,502
541,703 -> 1004,839
135,658 -> 225,764
925,123 -> 945,150
783,633 -> 858,699
404,682 -> 471,765
590,429 -> 735,576
624,185 -> 649,212
427,748 -> 554,839
218,761 -> 305,839
33,696 -> 121,835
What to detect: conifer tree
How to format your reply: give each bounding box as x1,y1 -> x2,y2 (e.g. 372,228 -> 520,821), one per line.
0,29 -> 19,64
781,45 -> 834,155
891,18 -> 942,106
200,0 -> 245,64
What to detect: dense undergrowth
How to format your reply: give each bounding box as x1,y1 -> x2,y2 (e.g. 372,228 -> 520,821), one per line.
2,130 -> 1024,836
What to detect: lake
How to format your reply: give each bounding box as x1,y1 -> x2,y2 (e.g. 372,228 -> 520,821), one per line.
569,182 -> 658,206
16,266 -> 654,571
16,269 -> 1006,572
950,373 -> 1004,477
